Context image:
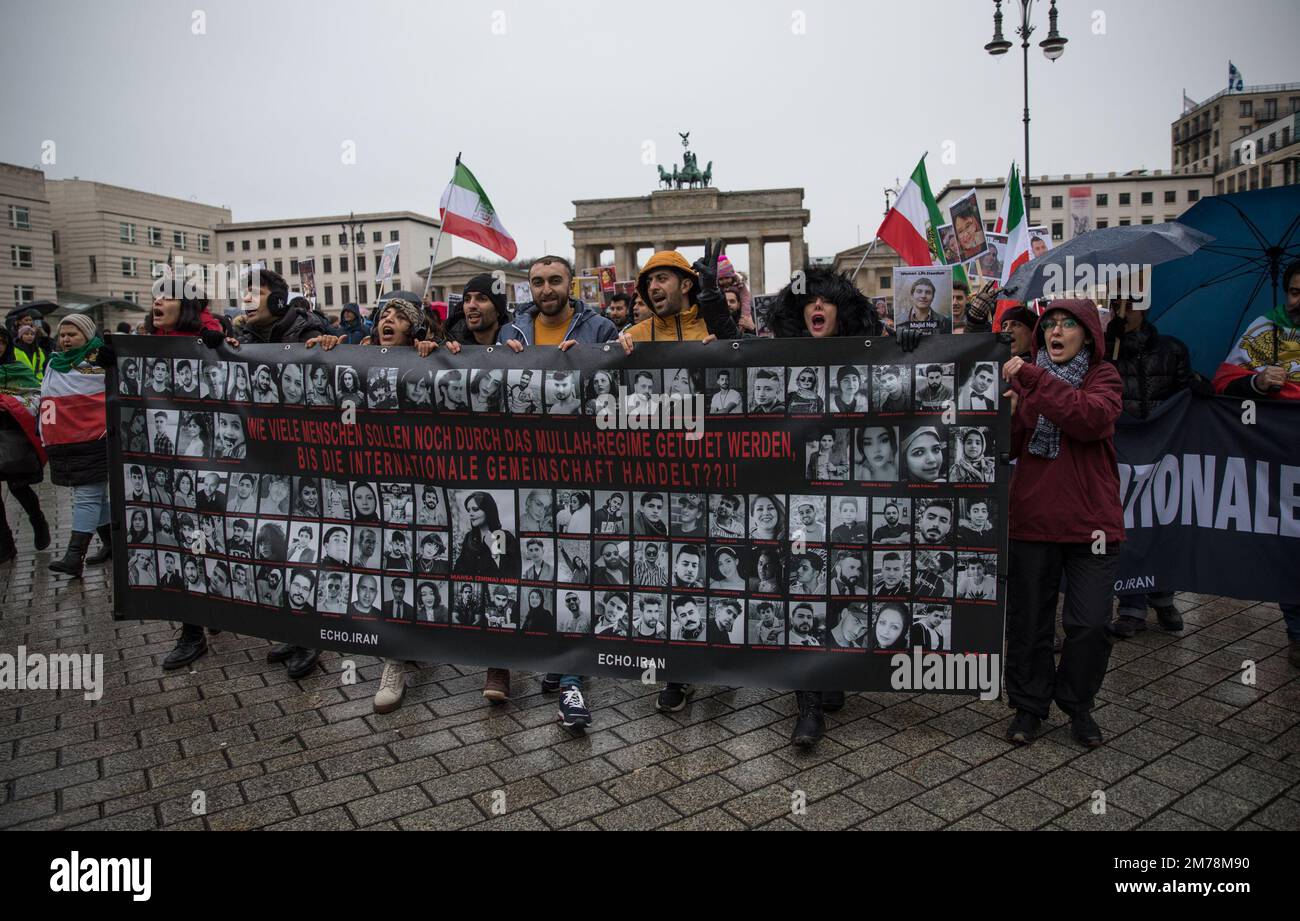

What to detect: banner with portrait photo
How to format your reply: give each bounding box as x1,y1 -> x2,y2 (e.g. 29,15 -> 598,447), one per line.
893,266 -> 954,335
947,190 -> 989,263
107,334 -> 1010,693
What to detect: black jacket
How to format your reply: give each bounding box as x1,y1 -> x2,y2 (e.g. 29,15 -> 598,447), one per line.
236,306 -> 333,345
1104,320 -> 1204,419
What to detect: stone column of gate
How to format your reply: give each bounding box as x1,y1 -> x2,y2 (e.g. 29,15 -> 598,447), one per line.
653,240 -> 671,255
788,230 -> 807,277
748,236 -> 766,295
615,243 -> 638,283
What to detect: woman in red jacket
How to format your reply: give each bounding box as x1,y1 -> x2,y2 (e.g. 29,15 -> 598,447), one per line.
1001,299 -> 1124,749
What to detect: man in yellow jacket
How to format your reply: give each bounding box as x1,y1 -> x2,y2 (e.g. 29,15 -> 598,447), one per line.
620,242 -> 740,344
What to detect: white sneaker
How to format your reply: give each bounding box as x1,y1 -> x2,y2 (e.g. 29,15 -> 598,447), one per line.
373,659 -> 406,714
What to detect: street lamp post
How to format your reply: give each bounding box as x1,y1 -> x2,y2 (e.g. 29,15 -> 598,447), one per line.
985,0 -> 1068,227
339,212 -> 364,306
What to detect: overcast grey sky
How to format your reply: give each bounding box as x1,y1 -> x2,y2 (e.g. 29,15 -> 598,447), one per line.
2,0 -> 1296,288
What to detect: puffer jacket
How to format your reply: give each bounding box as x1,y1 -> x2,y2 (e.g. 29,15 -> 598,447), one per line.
236,305 -> 333,345
1104,319 -> 1198,419
338,306 -> 370,345
497,300 -> 617,346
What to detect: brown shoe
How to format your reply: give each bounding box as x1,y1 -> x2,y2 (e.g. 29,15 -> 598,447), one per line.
483,668 -> 510,703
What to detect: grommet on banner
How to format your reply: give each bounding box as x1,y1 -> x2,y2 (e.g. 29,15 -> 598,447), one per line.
864,340 -> 873,348
380,348 -> 389,354
603,345 -> 611,352
485,346 -> 494,353
731,341 -> 740,351
283,344 -> 292,351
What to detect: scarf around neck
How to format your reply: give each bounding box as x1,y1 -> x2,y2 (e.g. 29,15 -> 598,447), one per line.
48,337 -> 104,374
1028,347 -> 1090,459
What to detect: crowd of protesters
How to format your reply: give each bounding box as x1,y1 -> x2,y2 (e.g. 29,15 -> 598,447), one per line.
1,245 -> 1296,753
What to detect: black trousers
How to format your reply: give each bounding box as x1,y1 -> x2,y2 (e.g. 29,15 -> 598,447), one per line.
1006,539 -> 1118,719
0,482 -> 42,536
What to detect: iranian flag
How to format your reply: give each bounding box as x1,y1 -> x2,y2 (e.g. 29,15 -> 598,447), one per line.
999,162 -> 1032,286
438,159 -> 518,261
877,156 -> 946,267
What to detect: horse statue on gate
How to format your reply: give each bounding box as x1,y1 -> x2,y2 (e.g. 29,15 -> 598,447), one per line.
657,165 -> 674,189
657,134 -> 714,191
701,161 -> 713,188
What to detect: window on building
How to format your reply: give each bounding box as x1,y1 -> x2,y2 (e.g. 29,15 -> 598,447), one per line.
305,236 -> 314,246
273,260 -> 283,275
198,234 -> 210,253
1141,216 -> 1154,225
1119,219 -> 1131,226
272,237 -> 281,249
120,222 -> 136,244
89,255 -> 97,283
357,254 -> 366,273
1096,193 -> 1108,207
146,225 -> 162,246
984,221 -> 994,232
121,256 -> 138,277
1188,189 -> 1200,202
371,231 -> 381,243
123,291 -> 139,306
1164,190 -> 1177,203
389,230 -> 399,242
1240,101 -> 1253,117
1264,98 -> 1277,120
13,285 -> 35,305
393,255 -> 400,274
10,245 -> 33,269
429,237 -> 434,248
341,283 -> 350,303
322,234 -> 331,246
226,240 -> 234,253
339,255 -> 348,274
1029,196 -> 1041,210
54,264 -> 61,287
173,230 -> 187,250
1119,192 -> 1131,206
1140,191 -> 1153,205
984,199 -> 996,212
324,285 -> 334,307
290,258 -> 299,274
289,237 -> 298,248
322,256 -> 332,273
7,205 -> 30,230
241,240 -> 250,251
879,276 -> 890,290
1051,222 -> 1064,241
51,231 -> 58,253
359,282 -> 368,302
1096,220 -> 1109,229
1050,195 -> 1063,209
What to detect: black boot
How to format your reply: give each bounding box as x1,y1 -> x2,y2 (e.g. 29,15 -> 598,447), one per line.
85,525 -> 113,565
31,512 -> 50,551
285,646 -> 321,680
48,531 -> 91,577
0,524 -> 15,565
791,691 -> 825,749
162,623 -> 208,671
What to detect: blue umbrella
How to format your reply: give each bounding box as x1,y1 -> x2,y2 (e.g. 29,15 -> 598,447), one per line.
1147,186 -> 1300,377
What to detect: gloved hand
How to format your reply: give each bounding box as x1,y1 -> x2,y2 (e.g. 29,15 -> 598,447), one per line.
92,342 -> 116,368
200,328 -> 228,350
691,239 -> 725,297
966,282 -> 999,326
896,326 -> 923,353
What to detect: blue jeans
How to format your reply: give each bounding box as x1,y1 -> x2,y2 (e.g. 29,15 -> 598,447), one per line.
1116,591 -> 1175,621
1282,603 -> 1300,642
546,673 -> 583,689
72,482 -> 111,533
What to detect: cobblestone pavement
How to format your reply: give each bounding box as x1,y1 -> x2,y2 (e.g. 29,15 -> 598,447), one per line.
2,484 -> 1298,831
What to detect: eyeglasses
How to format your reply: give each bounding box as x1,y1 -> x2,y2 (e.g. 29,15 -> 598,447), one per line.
1040,317 -> 1081,331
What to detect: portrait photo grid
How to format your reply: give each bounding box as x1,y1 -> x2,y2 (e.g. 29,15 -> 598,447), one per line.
117,354 -> 1002,655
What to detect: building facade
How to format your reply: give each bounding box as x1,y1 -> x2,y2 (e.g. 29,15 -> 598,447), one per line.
936,170 -> 1213,243
1224,112 -> 1300,194
213,212 -> 447,312
1,164 -> 58,310
46,179 -> 230,311
1172,82 -> 1300,178
830,240 -> 903,299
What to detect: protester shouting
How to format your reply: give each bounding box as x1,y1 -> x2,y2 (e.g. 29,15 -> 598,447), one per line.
308,296 -> 451,711
1212,259 -> 1300,667
0,326 -> 50,562
218,268 -> 332,680
1002,300 -> 1124,749
1103,296 -> 1210,640
767,265 -> 920,747
39,315 -> 109,579
619,239 -> 739,345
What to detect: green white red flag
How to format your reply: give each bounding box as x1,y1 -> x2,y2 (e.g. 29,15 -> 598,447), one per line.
999,163 -> 1031,286
438,159 -> 518,261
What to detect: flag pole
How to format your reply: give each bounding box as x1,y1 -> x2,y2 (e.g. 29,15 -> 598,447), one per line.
848,238 -> 879,282
421,152 -> 461,304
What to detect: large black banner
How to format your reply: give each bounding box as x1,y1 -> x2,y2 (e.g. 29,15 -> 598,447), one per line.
107,334 -> 1010,692
1115,391 -> 1300,602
